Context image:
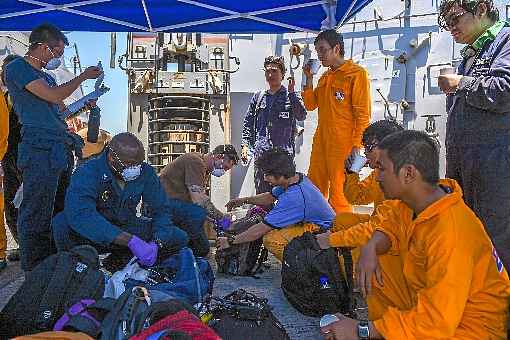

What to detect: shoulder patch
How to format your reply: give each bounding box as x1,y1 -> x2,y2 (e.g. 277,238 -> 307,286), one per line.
492,247 -> 504,273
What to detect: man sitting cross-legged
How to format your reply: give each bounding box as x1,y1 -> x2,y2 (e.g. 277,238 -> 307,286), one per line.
217,148 -> 335,261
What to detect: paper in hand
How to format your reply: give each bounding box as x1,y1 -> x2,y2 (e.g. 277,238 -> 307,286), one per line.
62,61 -> 109,119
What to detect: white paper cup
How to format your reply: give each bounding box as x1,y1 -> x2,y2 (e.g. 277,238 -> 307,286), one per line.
350,154 -> 368,173
320,314 -> 340,328
308,59 -> 321,75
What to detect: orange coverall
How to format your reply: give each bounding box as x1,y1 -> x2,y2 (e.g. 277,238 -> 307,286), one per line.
0,90 -> 9,260
369,179 -> 510,339
302,60 -> 371,213
330,170 -> 384,248
329,170 -> 386,277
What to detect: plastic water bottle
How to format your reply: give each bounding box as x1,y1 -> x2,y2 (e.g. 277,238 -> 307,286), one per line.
87,107 -> 101,143
320,314 -> 340,328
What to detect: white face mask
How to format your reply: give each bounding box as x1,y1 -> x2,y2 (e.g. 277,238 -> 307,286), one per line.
122,165 -> 142,181
211,168 -> 226,177
26,47 -> 62,70
45,45 -> 62,70
45,57 -> 61,70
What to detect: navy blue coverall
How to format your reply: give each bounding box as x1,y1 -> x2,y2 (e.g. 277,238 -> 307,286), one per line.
241,86 -> 307,197
446,22 -> 510,272
4,57 -> 82,271
52,151 -> 189,267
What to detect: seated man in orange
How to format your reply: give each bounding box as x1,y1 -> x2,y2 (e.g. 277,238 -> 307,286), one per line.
321,130 -> 510,340
316,120 -> 403,250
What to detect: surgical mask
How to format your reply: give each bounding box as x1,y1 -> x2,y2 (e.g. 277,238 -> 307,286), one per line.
44,45 -> 62,70
45,56 -> 61,70
211,168 -> 226,177
122,165 -> 142,181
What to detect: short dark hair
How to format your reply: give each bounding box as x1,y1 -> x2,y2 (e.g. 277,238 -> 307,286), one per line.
438,0 -> 499,30
212,144 -> 239,164
255,148 -> 296,179
377,130 -> 439,185
264,56 -> 286,75
362,120 -> 404,146
29,23 -> 69,50
314,29 -> 344,56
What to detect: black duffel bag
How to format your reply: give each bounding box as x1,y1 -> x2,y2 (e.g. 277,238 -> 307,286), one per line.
205,289 -> 290,340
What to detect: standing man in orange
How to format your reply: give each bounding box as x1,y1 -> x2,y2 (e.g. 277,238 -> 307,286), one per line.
303,29 -> 371,213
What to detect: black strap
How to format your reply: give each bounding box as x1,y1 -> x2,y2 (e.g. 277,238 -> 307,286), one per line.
254,90 -> 266,115
249,246 -> 268,279
338,247 -> 355,315
99,289 -> 134,339
249,90 -> 266,146
341,248 -> 354,292
36,252 -> 79,330
64,314 -> 102,338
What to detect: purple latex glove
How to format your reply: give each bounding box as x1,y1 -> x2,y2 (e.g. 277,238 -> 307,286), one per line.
127,235 -> 158,266
217,216 -> 232,231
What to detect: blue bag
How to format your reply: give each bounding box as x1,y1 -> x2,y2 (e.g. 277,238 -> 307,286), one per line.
125,247 -> 214,306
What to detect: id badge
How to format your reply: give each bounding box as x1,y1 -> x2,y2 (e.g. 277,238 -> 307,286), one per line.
279,111 -> 290,119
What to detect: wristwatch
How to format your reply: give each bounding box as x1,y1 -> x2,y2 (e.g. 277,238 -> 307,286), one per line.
357,321 -> 370,339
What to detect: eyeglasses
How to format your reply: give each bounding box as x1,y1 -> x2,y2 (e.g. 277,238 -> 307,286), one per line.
109,148 -> 141,171
441,11 -> 469,30
363,142 -> 378,153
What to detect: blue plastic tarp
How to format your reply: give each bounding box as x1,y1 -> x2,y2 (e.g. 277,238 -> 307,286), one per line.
0,0 -> 372,33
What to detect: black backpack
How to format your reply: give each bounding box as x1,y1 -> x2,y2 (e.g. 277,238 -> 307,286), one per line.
0,245 -> 105,338
56,292 -> 198,339
98,286 -> 198,340
281,232 -> 354,317
215,209 -> 268,277
205,289 -> 290,340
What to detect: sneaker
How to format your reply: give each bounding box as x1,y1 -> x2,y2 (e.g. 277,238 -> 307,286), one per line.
7,249 -> 20,262
0,259 -> 7,272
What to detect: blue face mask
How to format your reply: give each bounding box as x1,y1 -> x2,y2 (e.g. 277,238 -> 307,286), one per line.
44,44 -> 61,70
211,168 -> 226,177
122,165 -> 142,181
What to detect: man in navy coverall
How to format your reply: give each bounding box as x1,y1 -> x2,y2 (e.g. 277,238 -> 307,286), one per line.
52,133 -> 189,270
438,0 -> 510,272
4,24 -> 102,271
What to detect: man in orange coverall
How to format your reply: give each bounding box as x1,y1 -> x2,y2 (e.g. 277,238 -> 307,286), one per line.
321,130 -> 510,340
316,120 -> 403,251
302,29 -> 371,214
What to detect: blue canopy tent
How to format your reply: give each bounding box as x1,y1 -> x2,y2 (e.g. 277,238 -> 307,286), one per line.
0,0 -> 372,33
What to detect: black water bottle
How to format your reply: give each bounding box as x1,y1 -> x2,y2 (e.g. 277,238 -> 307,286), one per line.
87,106 -> 100,143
